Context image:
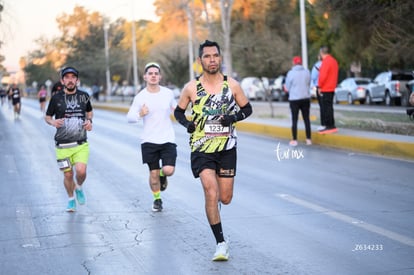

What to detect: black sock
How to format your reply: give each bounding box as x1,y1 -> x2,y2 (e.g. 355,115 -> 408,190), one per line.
210,222 -> 225,244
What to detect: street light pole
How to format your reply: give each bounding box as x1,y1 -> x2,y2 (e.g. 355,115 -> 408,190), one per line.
104,22 -> 112,101
131,0 -> 139,92
186,2 -> 195,81
300,0 -> 308,69
131,21 -> 139,91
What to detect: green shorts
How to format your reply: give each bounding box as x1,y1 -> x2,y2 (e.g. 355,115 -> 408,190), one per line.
56,142 -> 89,172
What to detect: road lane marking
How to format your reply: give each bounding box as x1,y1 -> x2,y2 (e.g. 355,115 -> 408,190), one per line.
16,206 -> 41,248
277,194 -> 414,247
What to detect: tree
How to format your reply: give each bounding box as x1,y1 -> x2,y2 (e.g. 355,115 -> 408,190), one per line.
317,0 -> 414,72
22,0 -> 414,90
24,61 -> 57,88
230,0 -> 299,78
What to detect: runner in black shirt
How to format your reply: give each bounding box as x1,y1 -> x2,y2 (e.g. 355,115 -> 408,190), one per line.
8,83 -> 21,119
45,67 -> 93,212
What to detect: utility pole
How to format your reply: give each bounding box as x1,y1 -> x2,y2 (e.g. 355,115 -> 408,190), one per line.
300,0 -> 308,69
220,0 -> 234,76
104,22 -> 112,101
186,2 -> 195,81
131,0 -> 139,92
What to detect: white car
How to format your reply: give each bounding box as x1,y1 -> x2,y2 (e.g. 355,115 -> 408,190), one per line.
240,77 -> 266,101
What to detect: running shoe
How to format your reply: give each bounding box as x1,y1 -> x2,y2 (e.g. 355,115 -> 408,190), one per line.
212,241 -> 229,261
289,140 -> 298,147
160,175 -> 168,191
318,127 -> 338,134
306,139 -> 312,146
66,199 -> 76,212
75,189 -> 86,205
152,198 -> 163,212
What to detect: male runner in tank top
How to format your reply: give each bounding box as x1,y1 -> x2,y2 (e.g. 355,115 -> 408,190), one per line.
174,40 -> 252,261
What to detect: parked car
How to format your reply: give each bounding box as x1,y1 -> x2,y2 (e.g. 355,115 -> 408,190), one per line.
268,75 -> 288,101
371,71 -> 414,106
364,79 -> 386,105
334,77 -> 372,104
240,77 -> 266,101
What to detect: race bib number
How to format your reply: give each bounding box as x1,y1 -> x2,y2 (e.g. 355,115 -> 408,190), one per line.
57,158 -> 71,171
204,120 -> 231,136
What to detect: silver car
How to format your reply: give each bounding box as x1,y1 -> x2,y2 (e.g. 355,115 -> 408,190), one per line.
372,71 -> 414,106
334,77 -> 373,104
269,75 -> 288,101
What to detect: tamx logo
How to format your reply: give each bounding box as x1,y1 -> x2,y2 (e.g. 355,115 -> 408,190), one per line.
275,142 -> 304,161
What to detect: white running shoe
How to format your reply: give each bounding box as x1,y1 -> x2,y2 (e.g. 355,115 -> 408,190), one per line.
212,241 -> 229,261
289,140 -> 298,147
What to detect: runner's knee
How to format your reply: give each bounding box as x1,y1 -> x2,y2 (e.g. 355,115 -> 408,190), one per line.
162,166 -> 175,176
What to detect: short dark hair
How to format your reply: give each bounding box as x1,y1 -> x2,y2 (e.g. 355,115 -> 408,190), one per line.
320,46 -> 329,55
198,40 -> 221,58
51,81 -> 64,95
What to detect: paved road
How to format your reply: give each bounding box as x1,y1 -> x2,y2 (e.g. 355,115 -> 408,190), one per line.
1,99 -> 413,274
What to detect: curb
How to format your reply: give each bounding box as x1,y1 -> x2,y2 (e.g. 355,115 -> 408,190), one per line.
237,121 -> 414,160
95,103 -> 414,161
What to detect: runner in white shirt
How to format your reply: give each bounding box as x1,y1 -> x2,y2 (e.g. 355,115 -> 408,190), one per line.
127,62 -> 177,212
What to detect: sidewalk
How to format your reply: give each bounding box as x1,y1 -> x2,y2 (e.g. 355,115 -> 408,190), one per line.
94,100 -> 414,160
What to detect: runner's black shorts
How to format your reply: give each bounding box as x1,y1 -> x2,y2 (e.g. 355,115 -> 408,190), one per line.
141,142 -> 177,170
191,147 -> 237,178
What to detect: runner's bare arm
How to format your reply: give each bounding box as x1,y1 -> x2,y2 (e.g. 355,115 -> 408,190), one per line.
229,77 -> 249,108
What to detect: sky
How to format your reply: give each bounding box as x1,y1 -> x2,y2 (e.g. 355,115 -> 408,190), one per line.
1,0 -> 157,72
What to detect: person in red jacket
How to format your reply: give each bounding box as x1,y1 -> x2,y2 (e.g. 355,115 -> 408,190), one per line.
317,46 -> 338,134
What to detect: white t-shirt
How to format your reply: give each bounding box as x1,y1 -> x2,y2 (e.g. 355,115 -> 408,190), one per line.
127,86 -> 177,144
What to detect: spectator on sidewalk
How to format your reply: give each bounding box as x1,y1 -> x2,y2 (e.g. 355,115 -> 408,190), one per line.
285,56 -> 312,146
92,84 -> 100,101
318,46 -> 338,134
311,54 -> 323,129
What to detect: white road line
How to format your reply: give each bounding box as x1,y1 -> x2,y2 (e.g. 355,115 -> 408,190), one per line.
277,193 -> 414,247
16,206 -> 41,248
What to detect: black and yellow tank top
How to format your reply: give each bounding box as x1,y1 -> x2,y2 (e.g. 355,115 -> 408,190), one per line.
190,75 -> 238,153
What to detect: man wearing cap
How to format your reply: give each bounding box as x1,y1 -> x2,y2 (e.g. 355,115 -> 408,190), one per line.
285,56 -> 312,146
127,62 -> 177,212
45,66 -> 93,212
